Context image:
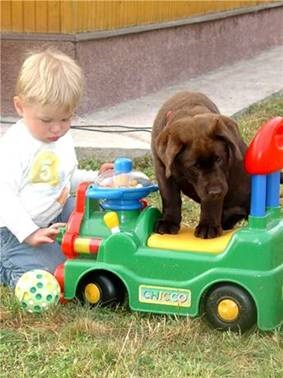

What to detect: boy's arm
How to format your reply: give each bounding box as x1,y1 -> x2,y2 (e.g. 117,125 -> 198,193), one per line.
0,160 -> 65,245
70,168 -> 99,191
0,180 -> 39,243
70,163 -> 113,191
0,143 -> 39,243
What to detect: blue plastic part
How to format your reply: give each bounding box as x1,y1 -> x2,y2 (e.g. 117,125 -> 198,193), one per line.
114,158 -> 133,174
250,175 -> 267,216
266,171 -> 281,208
87,184 -> 159,210
102,199 -> 143,211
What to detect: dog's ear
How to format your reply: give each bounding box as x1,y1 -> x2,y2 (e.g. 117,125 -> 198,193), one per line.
214,116 -> 243,160
155,129 -> 183,178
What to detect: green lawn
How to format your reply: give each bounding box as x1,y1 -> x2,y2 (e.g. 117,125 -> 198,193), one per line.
1,93 -> 282,378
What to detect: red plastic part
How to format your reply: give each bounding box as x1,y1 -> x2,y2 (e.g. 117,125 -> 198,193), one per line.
54,262 -> 65,291
140,199 -> 148,209
61,182 -> 92,258
89,238 -> 102,253
59,294 -> 70,305
244,117 -> 283,174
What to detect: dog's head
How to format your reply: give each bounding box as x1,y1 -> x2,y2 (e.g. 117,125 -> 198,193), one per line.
154,113 -> 244,201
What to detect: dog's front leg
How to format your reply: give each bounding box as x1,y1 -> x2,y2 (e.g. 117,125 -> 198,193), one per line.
195,199 -> 223,238
155,177 -> 182,234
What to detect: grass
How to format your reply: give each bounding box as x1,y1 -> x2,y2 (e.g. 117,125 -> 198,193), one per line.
1,93 -> 283,378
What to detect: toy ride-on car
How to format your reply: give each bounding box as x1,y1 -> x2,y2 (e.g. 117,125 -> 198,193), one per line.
55,117 -> 283,333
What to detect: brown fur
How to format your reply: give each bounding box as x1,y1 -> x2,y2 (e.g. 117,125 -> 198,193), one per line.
151,91 -> 250,238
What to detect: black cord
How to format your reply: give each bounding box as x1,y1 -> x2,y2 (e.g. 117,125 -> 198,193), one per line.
72,124 -> 150,130
71,126 -> 151,133
0,120 -> 151,133
0,120 -> 14,124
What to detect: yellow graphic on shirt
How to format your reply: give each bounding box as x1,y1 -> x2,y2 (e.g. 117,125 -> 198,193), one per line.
30,150 -> 60,186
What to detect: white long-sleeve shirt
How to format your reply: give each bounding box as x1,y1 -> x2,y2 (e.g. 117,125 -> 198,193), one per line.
0,120 -> 98,243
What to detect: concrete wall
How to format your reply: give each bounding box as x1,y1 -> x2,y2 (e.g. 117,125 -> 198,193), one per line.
1,4 -> 283,117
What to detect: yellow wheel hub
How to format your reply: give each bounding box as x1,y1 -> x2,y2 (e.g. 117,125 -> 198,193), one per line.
217,299 -> 239,321
84,283 -> 101,304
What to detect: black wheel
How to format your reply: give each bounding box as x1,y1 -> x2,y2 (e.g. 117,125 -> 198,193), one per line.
204,284 -> 257,332
77,274 -> 124,307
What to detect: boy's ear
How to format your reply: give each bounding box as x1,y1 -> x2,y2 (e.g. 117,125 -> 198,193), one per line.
13,96 -> 24,116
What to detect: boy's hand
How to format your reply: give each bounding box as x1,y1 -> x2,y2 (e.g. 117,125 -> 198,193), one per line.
99,162 -> 114,175
24,223 -> 66,247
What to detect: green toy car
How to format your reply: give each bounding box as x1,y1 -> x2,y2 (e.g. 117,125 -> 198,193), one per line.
55,117 -> 283,333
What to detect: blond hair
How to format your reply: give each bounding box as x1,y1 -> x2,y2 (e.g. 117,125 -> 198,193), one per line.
15,48 -> 83,112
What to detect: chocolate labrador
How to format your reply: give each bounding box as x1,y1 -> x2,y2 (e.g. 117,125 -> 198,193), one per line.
151,91 -> 250,238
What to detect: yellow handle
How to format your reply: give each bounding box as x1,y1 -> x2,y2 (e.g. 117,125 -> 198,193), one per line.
103,212 -> 120,233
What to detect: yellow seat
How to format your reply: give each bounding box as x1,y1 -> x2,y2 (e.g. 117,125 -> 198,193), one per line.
147,228 -> 235,254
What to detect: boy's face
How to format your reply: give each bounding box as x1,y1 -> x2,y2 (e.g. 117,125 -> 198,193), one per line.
14,97 -> 73,143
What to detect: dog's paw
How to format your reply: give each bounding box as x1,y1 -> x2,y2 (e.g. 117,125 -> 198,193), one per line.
154,219 -> 180,234
194,223 -> 222,239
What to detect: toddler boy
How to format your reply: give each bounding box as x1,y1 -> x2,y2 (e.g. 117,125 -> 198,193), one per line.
0,48 -> 111,287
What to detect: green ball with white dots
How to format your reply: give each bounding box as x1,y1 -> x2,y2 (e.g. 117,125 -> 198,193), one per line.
15,269 -> 60,313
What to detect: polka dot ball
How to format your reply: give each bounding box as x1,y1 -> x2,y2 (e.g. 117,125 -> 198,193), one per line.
15,269 -> 60,313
